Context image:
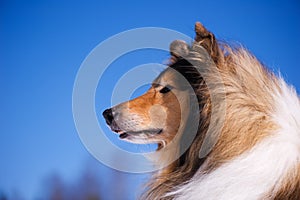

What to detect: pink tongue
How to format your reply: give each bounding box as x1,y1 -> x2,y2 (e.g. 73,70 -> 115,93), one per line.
119,133 -> 128,139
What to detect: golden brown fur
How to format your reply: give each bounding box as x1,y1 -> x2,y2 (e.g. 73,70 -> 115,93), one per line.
269,165 -> 300,199
141,23 -> 300,199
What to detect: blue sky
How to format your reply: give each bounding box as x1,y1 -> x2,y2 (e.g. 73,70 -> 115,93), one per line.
1,0 -> 300,199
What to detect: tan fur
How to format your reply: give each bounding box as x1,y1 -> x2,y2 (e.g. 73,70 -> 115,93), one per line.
202,48 -> 280,171
267,164 -> 300,199
142,47 -> 282,200
142,23 -> 298,199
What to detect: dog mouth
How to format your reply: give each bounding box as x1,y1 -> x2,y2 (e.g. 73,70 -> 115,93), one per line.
118,129 -> 163,139
104,117 -> 163,141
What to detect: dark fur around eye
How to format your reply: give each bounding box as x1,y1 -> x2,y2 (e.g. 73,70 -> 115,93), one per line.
160,86 -> 171,94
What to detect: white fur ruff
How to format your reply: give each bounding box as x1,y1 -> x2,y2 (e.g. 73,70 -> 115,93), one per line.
168,80 -> 300,200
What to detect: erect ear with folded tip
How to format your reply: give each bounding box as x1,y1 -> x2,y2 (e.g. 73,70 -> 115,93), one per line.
169,40 -> 189,65
194,22 -> 223,67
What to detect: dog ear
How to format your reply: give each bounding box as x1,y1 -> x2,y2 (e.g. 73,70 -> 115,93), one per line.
194,22 -> 223,66
169,40 -> 189,65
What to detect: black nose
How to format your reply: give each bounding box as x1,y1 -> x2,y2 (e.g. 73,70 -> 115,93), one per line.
103,108 -> 114,125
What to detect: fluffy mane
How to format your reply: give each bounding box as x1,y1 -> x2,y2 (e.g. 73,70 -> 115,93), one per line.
141,23 -> 300,199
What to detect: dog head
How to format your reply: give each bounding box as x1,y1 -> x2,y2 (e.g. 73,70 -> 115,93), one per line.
103,41 -> 199,148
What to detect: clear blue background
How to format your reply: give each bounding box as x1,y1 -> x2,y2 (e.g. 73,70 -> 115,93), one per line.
1,0 -> 299,199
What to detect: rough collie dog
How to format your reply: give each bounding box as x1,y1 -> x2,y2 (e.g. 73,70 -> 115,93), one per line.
103,22 -> 300,199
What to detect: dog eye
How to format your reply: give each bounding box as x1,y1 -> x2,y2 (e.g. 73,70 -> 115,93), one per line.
159,86 -> 171,94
